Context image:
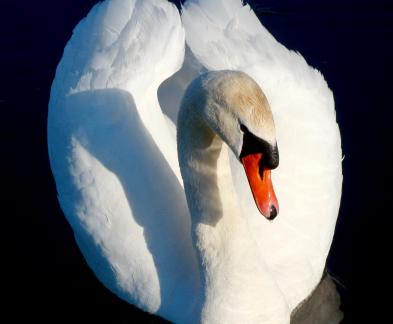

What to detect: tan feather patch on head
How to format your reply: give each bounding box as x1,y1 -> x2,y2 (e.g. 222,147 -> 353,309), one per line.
219,72 -> 276,145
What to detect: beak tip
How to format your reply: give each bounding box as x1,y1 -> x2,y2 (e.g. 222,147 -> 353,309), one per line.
267,204 -> 278,221
257,204 -> 278,220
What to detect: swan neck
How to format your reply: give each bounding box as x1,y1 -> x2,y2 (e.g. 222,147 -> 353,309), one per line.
177,109 -> 289,323
177,113 -> 233,226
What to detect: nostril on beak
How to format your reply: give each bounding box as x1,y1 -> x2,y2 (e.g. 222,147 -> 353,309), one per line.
269,205 -> 277,220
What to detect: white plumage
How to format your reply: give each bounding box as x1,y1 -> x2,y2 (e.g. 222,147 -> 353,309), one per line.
48,0 -> 342,323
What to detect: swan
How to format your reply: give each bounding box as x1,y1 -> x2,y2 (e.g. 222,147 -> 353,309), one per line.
47,0 -> 343,323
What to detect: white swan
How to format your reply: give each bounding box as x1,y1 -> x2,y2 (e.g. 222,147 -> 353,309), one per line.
47,0 -> 343,323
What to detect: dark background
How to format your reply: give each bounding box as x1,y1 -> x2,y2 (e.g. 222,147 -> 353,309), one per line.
1,0 -> 392,322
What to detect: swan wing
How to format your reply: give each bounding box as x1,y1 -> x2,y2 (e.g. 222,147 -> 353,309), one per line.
48,0 -> 199,320
182,0 -> 343,310
158,45 -> 205,129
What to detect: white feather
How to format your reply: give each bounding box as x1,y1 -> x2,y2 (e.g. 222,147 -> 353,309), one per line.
48,0 -> 342,322
183,0 -> 342,311
48,0 -> 199,321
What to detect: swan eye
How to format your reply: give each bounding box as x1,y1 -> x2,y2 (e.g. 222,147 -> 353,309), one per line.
240,124 -> 279,169
240,124 -> 248,133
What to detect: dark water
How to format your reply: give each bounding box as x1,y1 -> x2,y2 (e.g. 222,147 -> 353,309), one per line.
2,0 -> 392,322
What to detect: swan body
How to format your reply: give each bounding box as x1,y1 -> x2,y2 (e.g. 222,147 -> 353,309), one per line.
48,0 -> 342,323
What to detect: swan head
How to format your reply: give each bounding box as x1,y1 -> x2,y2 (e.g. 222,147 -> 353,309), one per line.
179,70 -> 279,219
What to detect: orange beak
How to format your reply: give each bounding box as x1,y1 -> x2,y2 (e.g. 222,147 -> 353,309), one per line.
241,153 -> 279,220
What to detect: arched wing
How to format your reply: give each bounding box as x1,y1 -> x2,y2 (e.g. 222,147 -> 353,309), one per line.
158,45 -> 205,129
182,0 -> 343,311
48,0 -> 199,320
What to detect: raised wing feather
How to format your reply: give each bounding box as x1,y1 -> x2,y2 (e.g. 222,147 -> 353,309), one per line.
48,0 -> 199,321
182,0 -> 343,310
